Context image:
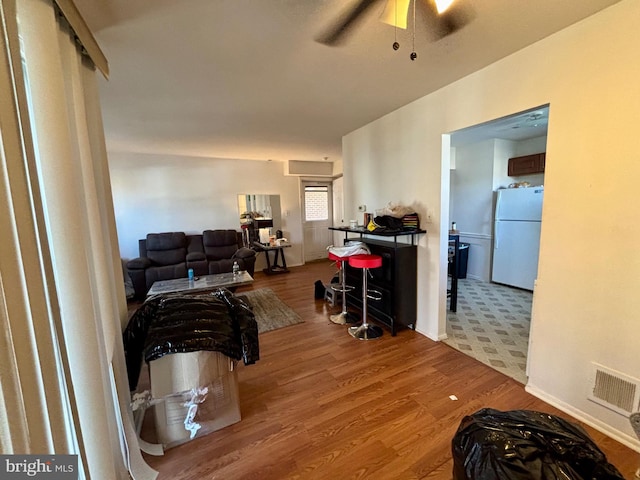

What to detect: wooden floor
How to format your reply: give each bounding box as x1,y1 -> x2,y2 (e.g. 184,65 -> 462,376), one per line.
137,260 -> 637,479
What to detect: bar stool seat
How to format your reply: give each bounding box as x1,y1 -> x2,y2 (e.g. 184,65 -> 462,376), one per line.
348,254 -> 382,270
327,252 -> 359,325
328,252 -> 344,262
347,254 -> 383,340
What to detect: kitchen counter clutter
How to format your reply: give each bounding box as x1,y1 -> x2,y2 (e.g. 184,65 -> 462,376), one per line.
329,226 -> 426,246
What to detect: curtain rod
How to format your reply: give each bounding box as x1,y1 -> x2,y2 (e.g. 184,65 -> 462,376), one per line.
53,0 -> 109,78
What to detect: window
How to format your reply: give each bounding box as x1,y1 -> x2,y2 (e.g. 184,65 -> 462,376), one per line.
304,186 -> 329,221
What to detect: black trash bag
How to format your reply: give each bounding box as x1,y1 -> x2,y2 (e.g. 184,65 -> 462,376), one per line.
123,289 -> 259,391
452,408 -> 625,480
210,288 -> 260,367
314,280 -> 325,299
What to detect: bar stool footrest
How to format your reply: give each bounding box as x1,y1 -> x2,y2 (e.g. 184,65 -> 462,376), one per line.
330,284 -> 355,293
366,289 -> 383,301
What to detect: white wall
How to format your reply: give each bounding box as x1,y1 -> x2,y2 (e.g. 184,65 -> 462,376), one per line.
343,0 -> 640,448
450,139 -> 495,281
109,153 -> 304,269
450,139 -> 495,236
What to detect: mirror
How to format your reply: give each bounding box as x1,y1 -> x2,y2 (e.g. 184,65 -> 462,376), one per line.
237,194 -> 282,245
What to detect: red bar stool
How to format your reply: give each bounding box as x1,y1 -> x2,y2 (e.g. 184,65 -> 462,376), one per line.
328,252 -> 359,325
347,254 -> 383,340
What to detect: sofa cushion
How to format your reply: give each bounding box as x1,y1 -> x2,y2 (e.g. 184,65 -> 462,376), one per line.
145,264 -> 188,286
208,259 -> 235,275
146,232 -> 187,250
203,230 -> 239,261
148,248 -> 187,266
146,232 -> 187,266
186,252 -> 206,262
186,234 -> 204,254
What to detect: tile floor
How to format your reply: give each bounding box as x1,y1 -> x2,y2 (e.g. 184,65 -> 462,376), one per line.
444,277 -> 533,384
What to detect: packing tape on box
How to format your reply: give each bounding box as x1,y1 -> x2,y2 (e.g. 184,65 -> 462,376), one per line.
182,386 -> 209,439
132,386 -> 212,439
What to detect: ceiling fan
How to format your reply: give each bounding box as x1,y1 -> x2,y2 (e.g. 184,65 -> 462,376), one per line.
315,0 -> 474,48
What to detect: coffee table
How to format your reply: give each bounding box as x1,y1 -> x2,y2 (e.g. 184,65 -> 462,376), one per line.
146,271 -> 254,297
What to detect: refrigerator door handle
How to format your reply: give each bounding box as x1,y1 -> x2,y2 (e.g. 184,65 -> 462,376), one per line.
494,222 -> 499,249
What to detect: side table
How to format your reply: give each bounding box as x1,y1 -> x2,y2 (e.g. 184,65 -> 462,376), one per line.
252,242 -> 291,275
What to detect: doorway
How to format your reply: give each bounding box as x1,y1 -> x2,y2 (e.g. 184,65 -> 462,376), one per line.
301,180 -> 334,262
443,105 -> 549,383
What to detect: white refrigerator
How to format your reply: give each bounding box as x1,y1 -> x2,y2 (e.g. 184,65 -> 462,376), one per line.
492,187 -> 544,290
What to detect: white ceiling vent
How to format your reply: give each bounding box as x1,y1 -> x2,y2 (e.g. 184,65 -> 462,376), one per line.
588,363 -> 640,417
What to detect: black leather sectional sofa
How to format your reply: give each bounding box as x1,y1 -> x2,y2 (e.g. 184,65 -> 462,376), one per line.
126,229 -> 256,299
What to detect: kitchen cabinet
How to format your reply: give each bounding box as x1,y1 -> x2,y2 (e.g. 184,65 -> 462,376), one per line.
508,153 -> 546,176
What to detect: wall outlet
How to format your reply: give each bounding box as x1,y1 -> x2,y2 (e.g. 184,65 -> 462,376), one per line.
358,204 -> 366,212
425,210 -> 433,224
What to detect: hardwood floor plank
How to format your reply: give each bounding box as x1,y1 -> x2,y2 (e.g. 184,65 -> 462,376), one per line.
135,260 -> 638,479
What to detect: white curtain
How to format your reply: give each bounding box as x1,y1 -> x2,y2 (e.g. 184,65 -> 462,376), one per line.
0,0 -> 156,478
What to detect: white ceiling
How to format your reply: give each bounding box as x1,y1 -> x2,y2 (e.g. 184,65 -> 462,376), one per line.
74,0 -> 620,162
450,105 -> 549,147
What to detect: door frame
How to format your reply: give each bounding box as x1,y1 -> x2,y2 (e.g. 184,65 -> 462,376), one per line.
300,178 -> 334,263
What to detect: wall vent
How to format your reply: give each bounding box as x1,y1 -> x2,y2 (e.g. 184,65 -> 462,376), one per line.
588,363 -> 640,417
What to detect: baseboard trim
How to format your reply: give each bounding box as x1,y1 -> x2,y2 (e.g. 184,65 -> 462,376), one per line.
525,382 -> 640,452
467,274 -> 484,281
436,332 -> 448,341
414,326 -> 445,342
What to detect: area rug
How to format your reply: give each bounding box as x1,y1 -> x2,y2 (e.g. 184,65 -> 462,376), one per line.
238,288 -> 304,334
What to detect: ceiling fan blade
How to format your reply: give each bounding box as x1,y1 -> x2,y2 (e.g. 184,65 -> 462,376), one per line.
419,0 -> 475,40
316,0 -> 385,46
379,0 -> 410,29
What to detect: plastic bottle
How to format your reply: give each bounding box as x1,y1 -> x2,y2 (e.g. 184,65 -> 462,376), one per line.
188,268 -> 194,281
451,222 -> 457,232
232,261 -> 239,276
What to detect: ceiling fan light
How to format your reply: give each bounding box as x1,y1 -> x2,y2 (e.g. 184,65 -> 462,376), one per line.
380,0 -> 410,29
434,0 -> 455,14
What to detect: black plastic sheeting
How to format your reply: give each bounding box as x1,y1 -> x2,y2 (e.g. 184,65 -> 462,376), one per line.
452,408 -> 624,480
123,288 -> 259,391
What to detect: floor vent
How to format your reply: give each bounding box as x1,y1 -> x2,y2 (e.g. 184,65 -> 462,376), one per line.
588,363 -> 640,417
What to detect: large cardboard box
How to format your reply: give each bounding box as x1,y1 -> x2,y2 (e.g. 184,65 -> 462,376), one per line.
149,351 -> 241,449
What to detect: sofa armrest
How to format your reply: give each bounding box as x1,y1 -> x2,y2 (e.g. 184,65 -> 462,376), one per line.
125,262 -> 149,300
233,248 -> 256,276
186,252 -> 206,262
233,247 -> 256,259
127,257 -> 152,270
